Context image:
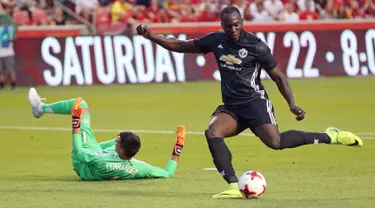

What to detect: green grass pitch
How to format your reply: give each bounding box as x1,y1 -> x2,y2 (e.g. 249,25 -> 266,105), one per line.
0,76 -> 374,208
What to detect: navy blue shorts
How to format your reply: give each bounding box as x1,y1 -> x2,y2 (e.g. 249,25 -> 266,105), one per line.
212,99 -> 277,134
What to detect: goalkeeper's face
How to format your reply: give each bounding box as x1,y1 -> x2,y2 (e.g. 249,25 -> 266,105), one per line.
115,131 -> 142,160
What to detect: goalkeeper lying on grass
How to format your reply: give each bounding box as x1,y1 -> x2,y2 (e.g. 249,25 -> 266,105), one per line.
28,88 -> 185,181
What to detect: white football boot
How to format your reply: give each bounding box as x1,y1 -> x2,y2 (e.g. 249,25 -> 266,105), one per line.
28,88 -> 45,118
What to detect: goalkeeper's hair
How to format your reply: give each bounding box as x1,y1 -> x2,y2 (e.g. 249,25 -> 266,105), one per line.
119,131 -> 141,158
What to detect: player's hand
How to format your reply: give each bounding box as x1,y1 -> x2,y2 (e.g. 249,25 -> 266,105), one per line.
71,98 -> 83,128
136,24 -> 152,39
173,125 -> 186,156
289,105 -> 305,121
71,107 -> 82,118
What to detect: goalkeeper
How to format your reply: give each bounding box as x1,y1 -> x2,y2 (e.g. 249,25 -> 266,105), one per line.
28,88 -> 185,181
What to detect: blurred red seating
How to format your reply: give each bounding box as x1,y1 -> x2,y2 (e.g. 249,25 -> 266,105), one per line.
12,11 -> 30,25
95,10 -> 111,25
95,9 -> 112,33
32,10 -> 49,25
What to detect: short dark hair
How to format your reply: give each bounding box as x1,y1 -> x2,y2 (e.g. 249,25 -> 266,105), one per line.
221,6 -> 242,20
118,131 -> 141,158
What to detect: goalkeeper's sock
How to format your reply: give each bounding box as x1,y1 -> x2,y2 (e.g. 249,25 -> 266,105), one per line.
280,130 -> 331,149
41,99 -> 76,114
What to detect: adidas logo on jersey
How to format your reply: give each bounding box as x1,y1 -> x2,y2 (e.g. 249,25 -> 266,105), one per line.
217,44 -> 223,49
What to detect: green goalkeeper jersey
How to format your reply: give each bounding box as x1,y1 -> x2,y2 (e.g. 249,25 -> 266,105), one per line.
71,137 -> 178,181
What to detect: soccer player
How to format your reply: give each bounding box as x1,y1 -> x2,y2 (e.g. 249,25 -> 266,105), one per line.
136,6 -> 363,199
27,88 -> 186,181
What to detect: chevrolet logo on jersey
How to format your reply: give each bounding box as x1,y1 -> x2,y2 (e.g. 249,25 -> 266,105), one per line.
219,55 -> 242,65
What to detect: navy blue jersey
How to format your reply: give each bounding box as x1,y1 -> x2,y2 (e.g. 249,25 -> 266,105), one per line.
194,31 -> 277,105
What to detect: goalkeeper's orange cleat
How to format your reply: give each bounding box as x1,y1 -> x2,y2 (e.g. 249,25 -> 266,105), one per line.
175,125 -> 186,146
71,97 -> 84,118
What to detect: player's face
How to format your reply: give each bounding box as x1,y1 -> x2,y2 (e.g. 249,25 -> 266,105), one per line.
115,136 -> 125,159
115,136 -> 120,154
221,12 -> 243,41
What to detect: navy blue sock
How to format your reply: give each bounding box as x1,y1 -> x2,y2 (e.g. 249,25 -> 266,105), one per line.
206,137 -> 238,184
280,130 -> 331,149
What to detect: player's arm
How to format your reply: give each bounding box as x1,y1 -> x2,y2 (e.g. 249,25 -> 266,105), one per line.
71,131 -> 96,164
138,125 -> 186,178
256,43 -> 305,121
99,139 -> 116,149
72,104 -> 83,151
71,105 -> 96,163
138,157 -> 180,179
136,24 -> 213,54
143,160 -> 178,178
268,68 -> 296,110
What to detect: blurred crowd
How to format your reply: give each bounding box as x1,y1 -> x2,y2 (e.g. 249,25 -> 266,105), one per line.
0,0 -> 374,27
101,0 -> 375,25
0,0 -> 69,25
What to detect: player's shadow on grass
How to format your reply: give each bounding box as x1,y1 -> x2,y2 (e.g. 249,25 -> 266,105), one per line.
5,176 -> 215,198
11,176 -> 83,182
1,187 -> 213,198
22,175 -> 193,184
111,190 -> 213,198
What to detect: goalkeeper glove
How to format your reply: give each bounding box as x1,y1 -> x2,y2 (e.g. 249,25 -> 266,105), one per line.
172,125 -> 186,156
71,98 -> 83,129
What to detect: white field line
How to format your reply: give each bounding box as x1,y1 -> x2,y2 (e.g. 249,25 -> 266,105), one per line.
0,125 -> 374,140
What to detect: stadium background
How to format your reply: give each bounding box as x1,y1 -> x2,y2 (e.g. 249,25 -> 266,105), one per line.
0,0 -> 374,208
0,0 -> 374,86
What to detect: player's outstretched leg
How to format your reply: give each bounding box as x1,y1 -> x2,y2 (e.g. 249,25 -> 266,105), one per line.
28,88 -> 99,150
254,124 -> 363,150
205,112 -> 243,199
28,88 -> 81,118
